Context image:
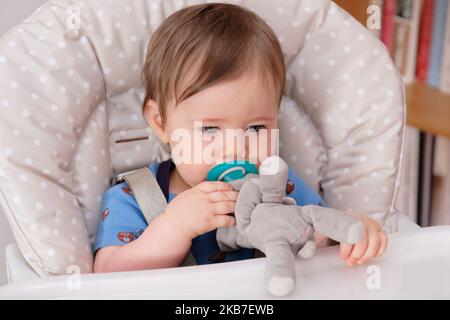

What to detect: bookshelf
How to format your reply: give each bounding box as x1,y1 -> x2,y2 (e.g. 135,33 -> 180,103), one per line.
335,0 -> 450,139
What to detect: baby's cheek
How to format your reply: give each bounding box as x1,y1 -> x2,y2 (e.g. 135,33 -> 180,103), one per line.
177,163 -> 211,186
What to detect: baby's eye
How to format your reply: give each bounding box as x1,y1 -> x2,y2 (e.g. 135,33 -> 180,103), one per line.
247,125 -> 267,133
202,126 -> 220,134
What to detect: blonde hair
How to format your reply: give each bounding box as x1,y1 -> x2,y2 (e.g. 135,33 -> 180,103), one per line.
142,2 -> 286,124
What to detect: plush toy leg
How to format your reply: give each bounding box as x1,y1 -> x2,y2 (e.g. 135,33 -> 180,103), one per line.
216,226 -> 240,251
264,240 -> 296,297
297,240 -> 316,259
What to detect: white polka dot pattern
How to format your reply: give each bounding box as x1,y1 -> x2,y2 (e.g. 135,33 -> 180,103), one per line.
0,0 -> 404,277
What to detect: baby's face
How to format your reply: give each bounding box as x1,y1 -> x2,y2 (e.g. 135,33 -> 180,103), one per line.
151,71 -> 279,189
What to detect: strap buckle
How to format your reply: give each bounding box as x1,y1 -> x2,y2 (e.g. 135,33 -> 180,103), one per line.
111,168 -> 139,185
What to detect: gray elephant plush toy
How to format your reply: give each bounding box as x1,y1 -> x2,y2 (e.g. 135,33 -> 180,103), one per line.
216,156 -> 364,296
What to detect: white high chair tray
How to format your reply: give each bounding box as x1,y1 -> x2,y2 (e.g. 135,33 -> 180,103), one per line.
1,225 -> 449,299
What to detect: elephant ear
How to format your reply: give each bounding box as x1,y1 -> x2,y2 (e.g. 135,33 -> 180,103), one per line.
249,177 -> 264,195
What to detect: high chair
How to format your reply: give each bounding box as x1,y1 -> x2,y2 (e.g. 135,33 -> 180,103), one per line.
1,0 -> 443,299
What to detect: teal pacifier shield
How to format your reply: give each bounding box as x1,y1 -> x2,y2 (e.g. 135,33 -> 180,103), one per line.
207,160 -> 258,182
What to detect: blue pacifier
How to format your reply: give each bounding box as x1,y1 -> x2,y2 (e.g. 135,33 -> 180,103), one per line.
206,161 -> 258,261
206,160 -> 258,182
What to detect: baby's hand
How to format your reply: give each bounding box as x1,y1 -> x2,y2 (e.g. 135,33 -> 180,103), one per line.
164,181 -> 238,240
339,214 -> 388,266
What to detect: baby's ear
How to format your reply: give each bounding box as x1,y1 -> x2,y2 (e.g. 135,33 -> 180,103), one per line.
143,99 -> 168,143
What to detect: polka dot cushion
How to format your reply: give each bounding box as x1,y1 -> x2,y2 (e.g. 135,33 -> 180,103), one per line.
0,0 -> 405,277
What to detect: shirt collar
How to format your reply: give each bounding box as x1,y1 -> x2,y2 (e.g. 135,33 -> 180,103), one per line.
156,158 -> 175,201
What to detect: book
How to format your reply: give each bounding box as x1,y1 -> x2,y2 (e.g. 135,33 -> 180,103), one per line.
439,1 -> 450,93
416,0 -> 435,82
427,0 -> 448,87
368,0 -> 384,38
381,0 -> 397,53
417,132 -> 435,227
391,0 -> 423,84
395,125 -> 420,223
430,137 -> 450,226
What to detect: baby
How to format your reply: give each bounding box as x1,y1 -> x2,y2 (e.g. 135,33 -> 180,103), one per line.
93,3 -> 387,273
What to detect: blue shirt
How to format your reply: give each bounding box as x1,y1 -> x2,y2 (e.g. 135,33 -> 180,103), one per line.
94,159 -> 327,264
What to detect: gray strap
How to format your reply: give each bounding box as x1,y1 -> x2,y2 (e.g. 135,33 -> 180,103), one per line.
123,167 -> 196,267
123,167 -> 167,225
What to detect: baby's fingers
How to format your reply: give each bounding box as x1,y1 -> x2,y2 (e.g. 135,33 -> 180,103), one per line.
376,231 -> 388,257
356,228 -> 381,265
208,190 -> 238,202
340,243 -> 353,261
213,214 -> 236,228
213,201 -> 236,215
196,181 -> 233,193
345,231 -> 368,266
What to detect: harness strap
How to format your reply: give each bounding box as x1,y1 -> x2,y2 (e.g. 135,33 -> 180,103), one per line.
123,167 -> 196,267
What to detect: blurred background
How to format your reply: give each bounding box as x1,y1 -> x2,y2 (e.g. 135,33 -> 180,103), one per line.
0,0 -> 449,286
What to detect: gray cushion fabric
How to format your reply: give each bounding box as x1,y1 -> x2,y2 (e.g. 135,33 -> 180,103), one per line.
0,0 -> 405,277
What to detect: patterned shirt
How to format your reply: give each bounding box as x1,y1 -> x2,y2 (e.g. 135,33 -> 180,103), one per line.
94,159 -> 327,264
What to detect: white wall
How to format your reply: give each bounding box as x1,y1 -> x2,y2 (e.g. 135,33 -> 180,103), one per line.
0,0 -> 48,287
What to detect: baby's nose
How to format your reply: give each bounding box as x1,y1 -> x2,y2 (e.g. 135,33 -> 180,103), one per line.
219,135 -> 248,163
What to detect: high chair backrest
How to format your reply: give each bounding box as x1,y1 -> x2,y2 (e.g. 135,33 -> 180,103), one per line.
0,0 -> 405,277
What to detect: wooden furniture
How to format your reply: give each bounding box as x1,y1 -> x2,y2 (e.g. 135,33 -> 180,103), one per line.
406,82 -> 450,138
